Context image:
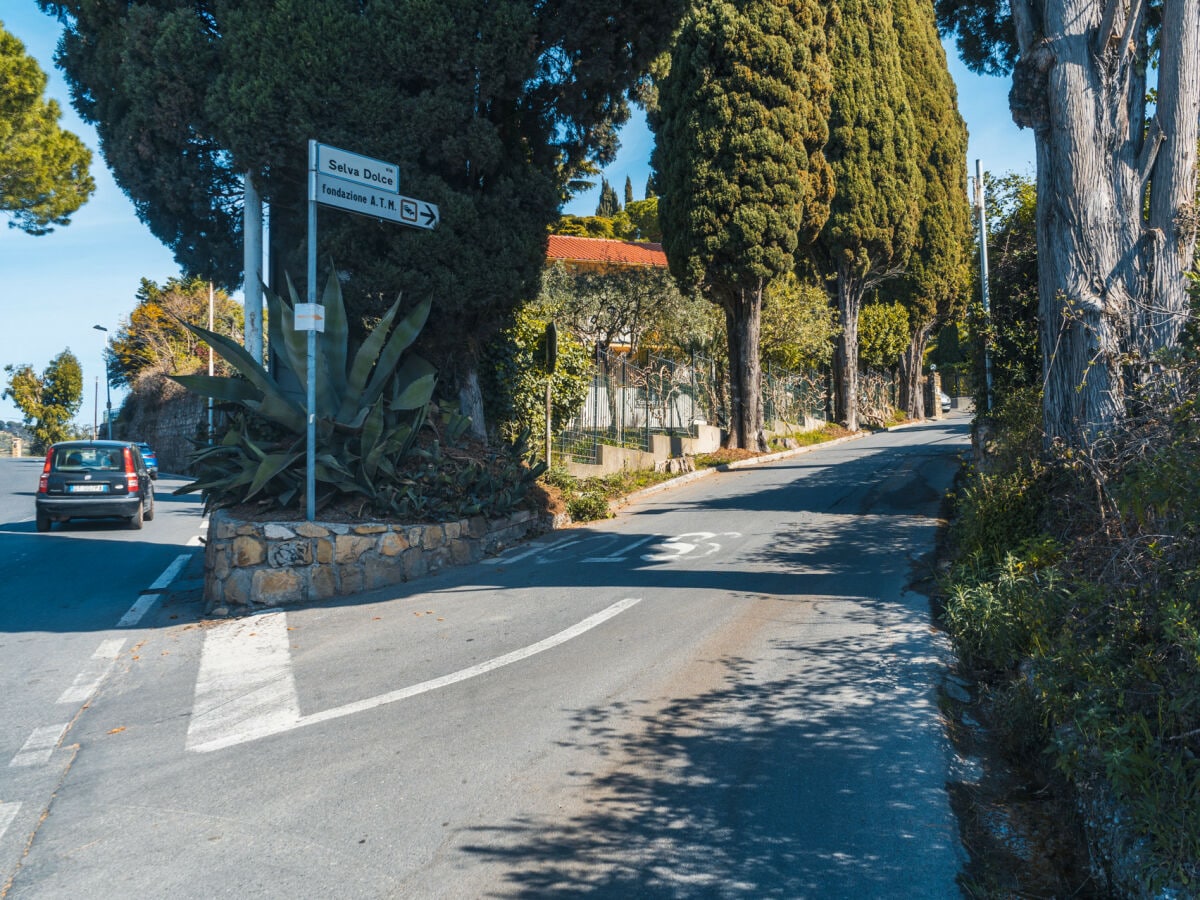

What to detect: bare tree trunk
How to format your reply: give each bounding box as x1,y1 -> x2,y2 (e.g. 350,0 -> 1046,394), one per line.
833,267 -> 864,432
721,285 -> 768,451
457,367 -> 487,444
1010,0 -> 1199,447
900,319 -> 934,419
1140,0 -> 1200,356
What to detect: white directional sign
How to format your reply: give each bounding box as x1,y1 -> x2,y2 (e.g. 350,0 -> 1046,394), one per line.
315,143 -> 399,193
314,174 -> 439,230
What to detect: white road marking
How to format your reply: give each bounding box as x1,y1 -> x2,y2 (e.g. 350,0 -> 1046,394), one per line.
117,553 -> 192,627
149,553 -> 191,590
57,639 -> 125,704
187,597 -> 643,753
583,534 -> 658,562
9,724 -> 70,767
117,593 -> 160,628
186,610 -> 300,754
0,801 -> 19,841
186,535 -> 203,547
482,536 -> 580,566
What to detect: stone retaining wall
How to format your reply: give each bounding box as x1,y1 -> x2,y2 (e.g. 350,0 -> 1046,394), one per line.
203,507 -> 549,613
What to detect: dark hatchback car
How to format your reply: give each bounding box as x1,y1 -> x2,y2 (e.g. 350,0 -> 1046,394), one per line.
35,440 -> 155,531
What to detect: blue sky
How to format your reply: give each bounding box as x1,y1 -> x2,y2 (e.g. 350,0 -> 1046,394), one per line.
0,6 -> 1034,425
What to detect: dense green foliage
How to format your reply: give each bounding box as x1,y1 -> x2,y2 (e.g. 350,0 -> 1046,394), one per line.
759,273 -> 837,372
106,276 -> 244,388
40,0 -> 685,411
810,0 -> 921,429
857,301 -> 910,369
2,349 -> 84,450
944,371 -> 1200,890
652,0 -> 833,449
0,21 -> 93,234
973,172 -> 1040,411
481,303 -> 590,449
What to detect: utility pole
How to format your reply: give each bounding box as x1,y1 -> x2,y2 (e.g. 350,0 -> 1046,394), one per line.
973,159 -> 994,413
208,282 -> 215,442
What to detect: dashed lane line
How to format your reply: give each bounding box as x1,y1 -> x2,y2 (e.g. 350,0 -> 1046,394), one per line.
9,724 -> 70,768
56,639 -> 125,704
0,801 -> 18,841
116,552 -> 192,627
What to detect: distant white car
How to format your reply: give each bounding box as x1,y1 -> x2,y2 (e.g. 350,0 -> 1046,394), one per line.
939,390 -> 951,413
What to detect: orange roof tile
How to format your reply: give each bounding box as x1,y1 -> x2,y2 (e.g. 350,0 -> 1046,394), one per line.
546,234 -> 667,268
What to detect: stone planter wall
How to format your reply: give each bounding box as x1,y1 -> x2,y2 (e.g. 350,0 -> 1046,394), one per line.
203,507 -> 548,613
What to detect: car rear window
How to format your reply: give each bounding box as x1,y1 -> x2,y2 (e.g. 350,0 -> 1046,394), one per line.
54,448 -> 123,471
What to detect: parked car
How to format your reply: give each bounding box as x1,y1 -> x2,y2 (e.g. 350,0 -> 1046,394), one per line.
135,441 -> 159,479
35,440 -> 155,531
940,390 -> 952,413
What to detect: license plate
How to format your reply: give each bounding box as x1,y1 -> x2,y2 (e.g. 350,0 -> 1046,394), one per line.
69,484 -> 108,493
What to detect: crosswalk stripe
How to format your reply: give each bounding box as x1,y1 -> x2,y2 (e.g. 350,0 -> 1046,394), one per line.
185,609 -> 300,753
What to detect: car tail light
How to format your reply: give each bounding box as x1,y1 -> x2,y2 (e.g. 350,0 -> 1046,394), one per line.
123,446 -> 140,492
38,450 -> 52,493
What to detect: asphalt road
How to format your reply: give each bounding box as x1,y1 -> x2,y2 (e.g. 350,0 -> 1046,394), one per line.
1,416 -> 971,898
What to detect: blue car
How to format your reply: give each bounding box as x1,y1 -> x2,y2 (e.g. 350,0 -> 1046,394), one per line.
135,441 -> 159,479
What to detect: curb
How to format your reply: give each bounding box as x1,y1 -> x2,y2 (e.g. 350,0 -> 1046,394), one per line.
608,429 -> 872,512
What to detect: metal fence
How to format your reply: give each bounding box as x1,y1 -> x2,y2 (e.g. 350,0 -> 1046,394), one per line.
554,349 -> 847,465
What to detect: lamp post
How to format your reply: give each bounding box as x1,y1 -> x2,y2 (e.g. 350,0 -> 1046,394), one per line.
92,325 -> 112,439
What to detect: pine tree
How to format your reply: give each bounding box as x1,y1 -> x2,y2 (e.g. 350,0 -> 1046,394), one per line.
0,23 -> 93,234
890,0 -> 971,418
809,0 -> 922,430
645,174 -> 657,199
2,350 -> 83,450
624,175 -> 634,206
652,0 -> 833,450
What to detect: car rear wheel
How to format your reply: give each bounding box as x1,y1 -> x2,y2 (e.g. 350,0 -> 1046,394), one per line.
128,501 -> 144,530
35,511 -> 51,532
144,495 -> 155,522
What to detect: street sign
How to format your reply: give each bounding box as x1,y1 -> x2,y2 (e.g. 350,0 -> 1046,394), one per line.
315,143 -> 399,193
293,302 -> 325,332
314,174 -> 439,230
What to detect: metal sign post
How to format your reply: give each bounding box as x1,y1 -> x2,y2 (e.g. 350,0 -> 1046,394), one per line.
306,140 -> 319,521
301,140 -> 440,522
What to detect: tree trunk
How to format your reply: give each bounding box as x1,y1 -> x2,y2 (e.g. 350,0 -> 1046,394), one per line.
1140,0 -> 1200,357
832,267 -> 864,432
457,366 -> 487,444
722,285 -> 768,451
900,319 -> 934,419
1010,0 -> 1199,446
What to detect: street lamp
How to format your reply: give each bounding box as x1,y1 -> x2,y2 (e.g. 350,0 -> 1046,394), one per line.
92,325 -> 112,439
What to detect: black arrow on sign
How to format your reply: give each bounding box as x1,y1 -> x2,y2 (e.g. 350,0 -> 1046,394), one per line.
422,204 -> 438,227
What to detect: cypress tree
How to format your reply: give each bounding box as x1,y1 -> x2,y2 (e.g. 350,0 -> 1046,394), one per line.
809,0 -> 922,430
652,0 -> 833,450
890,0 -> 971,418
595,178 -> 620,217
624,175 -> 634,206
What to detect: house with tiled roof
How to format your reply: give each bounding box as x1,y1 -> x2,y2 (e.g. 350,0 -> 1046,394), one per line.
545,235 -> 667,270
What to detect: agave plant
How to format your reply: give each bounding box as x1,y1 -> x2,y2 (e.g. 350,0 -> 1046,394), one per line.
171,268 -> 463,512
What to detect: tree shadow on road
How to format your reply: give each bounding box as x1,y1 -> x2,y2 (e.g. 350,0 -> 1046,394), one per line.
458,593 -> 963,898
